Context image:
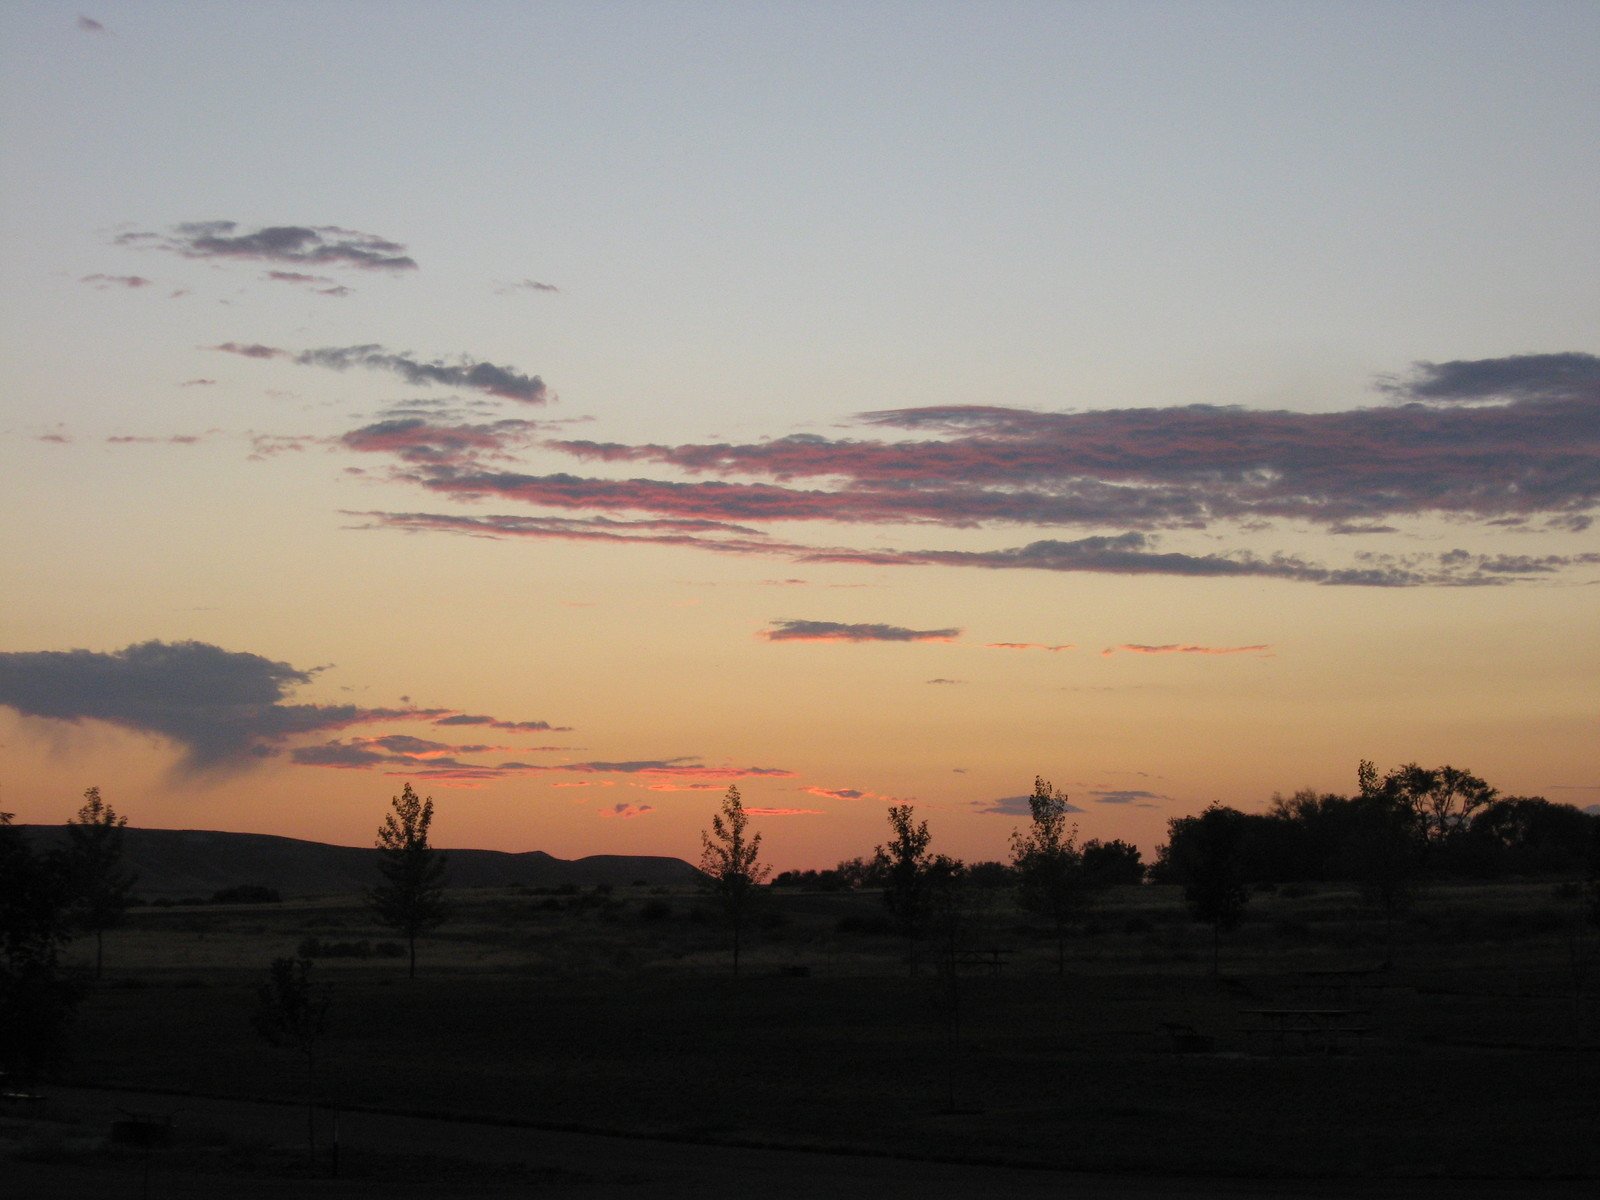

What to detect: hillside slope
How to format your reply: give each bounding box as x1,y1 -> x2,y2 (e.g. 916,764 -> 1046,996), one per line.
17,826 -> 702,898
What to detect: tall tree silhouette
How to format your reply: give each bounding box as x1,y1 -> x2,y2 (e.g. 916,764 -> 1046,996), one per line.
700,785 -> 770,974
253,955 -> 331,1168
875,804 -> 936,976
370,784 -> 448,979
64,786 -> 135,979
0,812 -> 81,1087
1162,804 -> 1250,976
1348,761 -> 1424,964
1010,776 -> 1089,974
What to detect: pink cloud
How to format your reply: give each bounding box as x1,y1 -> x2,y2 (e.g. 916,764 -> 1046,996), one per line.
986,642 -> 1076,652
744,807 -> 824,816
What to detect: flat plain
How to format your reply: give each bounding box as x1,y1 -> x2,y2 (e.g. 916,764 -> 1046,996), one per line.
6,879 -> 1598,1195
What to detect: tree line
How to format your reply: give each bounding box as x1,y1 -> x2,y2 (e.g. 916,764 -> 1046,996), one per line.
701,763 -> 1600,977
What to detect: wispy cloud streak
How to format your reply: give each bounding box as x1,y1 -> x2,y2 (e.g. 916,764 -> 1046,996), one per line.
759,620 -> 961,643
1101,643 -> 1272,657
214,343 -> 550,403
358,512 -> 1599,588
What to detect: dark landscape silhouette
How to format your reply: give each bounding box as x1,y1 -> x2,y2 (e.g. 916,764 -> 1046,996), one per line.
3,767 -> 1599,1196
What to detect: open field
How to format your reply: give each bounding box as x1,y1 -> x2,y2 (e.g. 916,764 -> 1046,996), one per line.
11,879 -> 1600,1191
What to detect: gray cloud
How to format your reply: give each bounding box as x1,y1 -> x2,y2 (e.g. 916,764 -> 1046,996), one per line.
0,640 -> 571,775
972,793 -> 1085,817
117,222 -> 416,271
210,342 -> 550,403
81,274 -> 151,289
432,713 -> 570,732
497,279 -> 560,295
357,511 -> 1599,589
1087,789 -> 1167,806
296,345 -> 549,403
0,640 -> 427,773
1378,353 -> 1600,405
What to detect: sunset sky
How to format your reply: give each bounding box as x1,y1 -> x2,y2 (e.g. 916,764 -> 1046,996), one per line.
2,2 -> 1596,870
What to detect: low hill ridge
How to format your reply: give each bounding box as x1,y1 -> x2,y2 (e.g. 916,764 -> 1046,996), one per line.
17,825 -> 702,898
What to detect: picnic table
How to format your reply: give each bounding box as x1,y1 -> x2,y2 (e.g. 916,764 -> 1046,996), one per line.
1241,1008 -> 1370,1054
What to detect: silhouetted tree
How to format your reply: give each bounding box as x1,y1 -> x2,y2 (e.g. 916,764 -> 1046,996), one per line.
924,854 -> 971,1111
699,784 -> 770,974
64,786 -> 135,979
1362,760 -> 1496,850
1161,805 -> 1250,975
0,813 -> 82,1087
1083,838 -> 1145,887
1010,777 -> 1089,974
834,855 -> 877,890
370,783 -> 448,979
1344,795 -> 1421,965
875,804 -> 935,975
965,860 -> 1016,889
1466,795 -> 1599,876
253,955 -> 330,1167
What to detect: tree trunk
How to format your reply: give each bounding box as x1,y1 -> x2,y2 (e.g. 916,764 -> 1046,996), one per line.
305,1052 -> 318,1169
1211,921 -> 1220,977
95,928 -> 104,980
408,935 -> 416,980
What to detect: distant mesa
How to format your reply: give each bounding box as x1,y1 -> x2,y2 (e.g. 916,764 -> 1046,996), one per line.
17,826 -> 701,899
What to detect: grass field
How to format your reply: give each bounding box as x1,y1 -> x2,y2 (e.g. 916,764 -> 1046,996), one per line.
21,878 -> 1600,1182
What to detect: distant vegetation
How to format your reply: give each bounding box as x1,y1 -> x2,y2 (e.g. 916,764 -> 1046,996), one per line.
5,762 -> 1599,1185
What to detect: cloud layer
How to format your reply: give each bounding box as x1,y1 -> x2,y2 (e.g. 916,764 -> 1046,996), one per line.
325,352 -> 1599,589
547,353 -> 1600,531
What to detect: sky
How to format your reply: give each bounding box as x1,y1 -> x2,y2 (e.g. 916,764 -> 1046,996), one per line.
1,1 -> 1597,870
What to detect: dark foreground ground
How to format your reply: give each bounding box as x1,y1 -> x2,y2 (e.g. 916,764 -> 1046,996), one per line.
7,880 -> 1599,1193
6,1086 -> 1593,1200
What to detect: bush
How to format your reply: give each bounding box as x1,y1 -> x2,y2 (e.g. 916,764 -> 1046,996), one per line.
638,899 -> 673,922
